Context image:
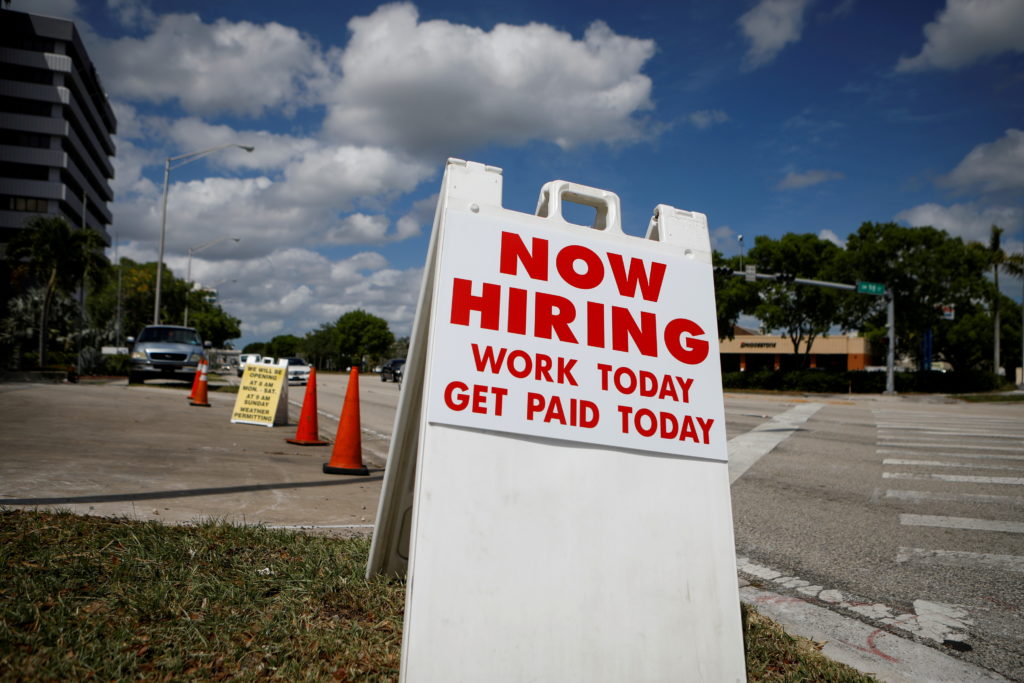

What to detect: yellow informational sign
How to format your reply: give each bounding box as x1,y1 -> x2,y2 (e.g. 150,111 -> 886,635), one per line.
231,361 -> 289,427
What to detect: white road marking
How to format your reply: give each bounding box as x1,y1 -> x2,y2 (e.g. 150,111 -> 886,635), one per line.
897,547 -> 1024,573
727,403 -> 824,484
882,458 -> 1024,471
878,428 -> 1024,440
883,472 -> 1024,485
878,441 -> 1024,453
878,449 -> 1024,462
900,514 -> 1024,534
885,489 -> 1024,505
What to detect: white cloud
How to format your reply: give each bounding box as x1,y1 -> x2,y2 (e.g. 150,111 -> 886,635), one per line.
818,229 -> 845,247
710,225 -> 743,255
775,169 -> 844,190
738,0 -> 814,70
895,201 -> 1023,244
896,0 -> 1024,72
107,0 -> 157,29
939,129 -> 1024,195
322,3 -> 656,154
689,110 -> 730,130
92,13 -> 331,117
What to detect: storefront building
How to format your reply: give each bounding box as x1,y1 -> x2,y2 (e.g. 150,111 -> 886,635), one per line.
719,329 -> 871,373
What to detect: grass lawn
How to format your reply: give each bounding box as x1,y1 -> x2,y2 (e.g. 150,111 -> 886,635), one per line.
1,509 -> 874,681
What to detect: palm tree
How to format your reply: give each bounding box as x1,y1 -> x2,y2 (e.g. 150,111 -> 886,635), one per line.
988,225 -> 1009,375
6,216 -> 109,367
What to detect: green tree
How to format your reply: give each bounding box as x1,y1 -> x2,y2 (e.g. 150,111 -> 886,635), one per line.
836,222 -> 991,369
712,252 -> 760,340
5,216 -> 109,367
88,259 -> 239,347
335,309 -> 393,368
266,334 -> 302,358
302,323 -> 339,370
747,233 -> 849,366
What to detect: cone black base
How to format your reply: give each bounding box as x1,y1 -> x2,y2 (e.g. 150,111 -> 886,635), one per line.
190,401 -> 211,407
288,438 -> 330,446
323,463 -> 369,476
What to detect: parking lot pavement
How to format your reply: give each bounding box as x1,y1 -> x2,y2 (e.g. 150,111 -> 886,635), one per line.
0,379 -> 383,533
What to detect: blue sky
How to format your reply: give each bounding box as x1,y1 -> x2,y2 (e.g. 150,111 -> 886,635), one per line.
13,0 -> 1024,347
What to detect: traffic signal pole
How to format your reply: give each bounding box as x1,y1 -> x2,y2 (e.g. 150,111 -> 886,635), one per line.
719,269 -> 895,394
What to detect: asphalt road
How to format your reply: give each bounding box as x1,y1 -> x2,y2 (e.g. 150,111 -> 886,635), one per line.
1,374 -> 1021,679
728,394 -> 1024,681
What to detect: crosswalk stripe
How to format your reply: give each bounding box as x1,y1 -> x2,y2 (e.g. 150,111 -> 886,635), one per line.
878,441 -> 1024,453
882,458 -> 1024,472
878,449 -> 1024,462
900,514 -> 1024,534
885,489 -> 1024,505
883,472 -> 1024,485
896,547 -> 1024,573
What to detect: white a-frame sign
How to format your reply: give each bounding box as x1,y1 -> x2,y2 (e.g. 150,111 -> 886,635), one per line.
369,159 -> 745,682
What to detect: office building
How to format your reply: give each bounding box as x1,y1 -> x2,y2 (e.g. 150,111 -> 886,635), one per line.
0,9 -> 116,248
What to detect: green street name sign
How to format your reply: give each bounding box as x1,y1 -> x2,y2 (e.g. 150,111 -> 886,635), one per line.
857,281 -> 885,295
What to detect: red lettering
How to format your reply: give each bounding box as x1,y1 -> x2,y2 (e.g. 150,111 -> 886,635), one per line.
508,287 -> 528,335
617,404 -> 632,433
697,417 -> 714,444
586,301 -> 605,348
471,344 -> 505,373
471,384 -> 488,413
444,381 -> 469,411
679,415 -> 699,443
607,252 -> 666,302
555,244 -> 604,290
556,357 -> 578,386
598,363 -> 612,391
635,408 -> 657,437
614,367 -> 637,394
664,318 -> 709,365
611,306 -> 657,357
451,278 -> 500,330
535,353 -> 553,382
535,292 -> 579,343
526,392 -> 545,420
499,232 -> 548,280
508,350 -> 531,378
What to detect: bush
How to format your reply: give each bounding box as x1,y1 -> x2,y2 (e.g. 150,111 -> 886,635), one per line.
723,368 -> 1008,394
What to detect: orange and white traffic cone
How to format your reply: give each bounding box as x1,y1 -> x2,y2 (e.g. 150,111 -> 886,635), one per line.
323,367 -> 369,475
188,359 -> 204,400
287,367 -> 329,446
189,359 -> 211,407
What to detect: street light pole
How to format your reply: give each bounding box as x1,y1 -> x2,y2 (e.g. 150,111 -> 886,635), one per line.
184,237 -> 240,327
152,143 -> 254,325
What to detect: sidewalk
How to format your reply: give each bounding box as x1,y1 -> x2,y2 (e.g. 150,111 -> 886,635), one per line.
0,379 -> 382,532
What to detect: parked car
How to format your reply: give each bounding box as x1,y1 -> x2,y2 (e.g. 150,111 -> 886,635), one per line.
282,357 -> 311,384
237,353 -> 261,377
127,325 -> 208,384
380,358 -> 405,382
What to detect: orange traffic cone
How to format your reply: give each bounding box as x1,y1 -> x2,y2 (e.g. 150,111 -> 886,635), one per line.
287,367 -> 329,446
189,359 -> 211,407
188,359 -> 204,400
323,367 -> 369,475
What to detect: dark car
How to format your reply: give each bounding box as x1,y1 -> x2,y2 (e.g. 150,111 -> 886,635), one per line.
380,358 -> 405,382
127,325 -> 208,384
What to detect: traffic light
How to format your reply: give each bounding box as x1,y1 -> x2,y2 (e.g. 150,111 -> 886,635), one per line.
714,266 -> 733,278
776,272 -> 795,284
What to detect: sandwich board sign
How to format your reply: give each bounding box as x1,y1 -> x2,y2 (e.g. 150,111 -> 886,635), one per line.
231,358 -> 289,427
369,159 -> 744,681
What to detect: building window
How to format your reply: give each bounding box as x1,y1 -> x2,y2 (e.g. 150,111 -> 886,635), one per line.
0,195 -> 49,212
2,64 -> 54,85
0,130 -> 51,149
0,96 -> 53,117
